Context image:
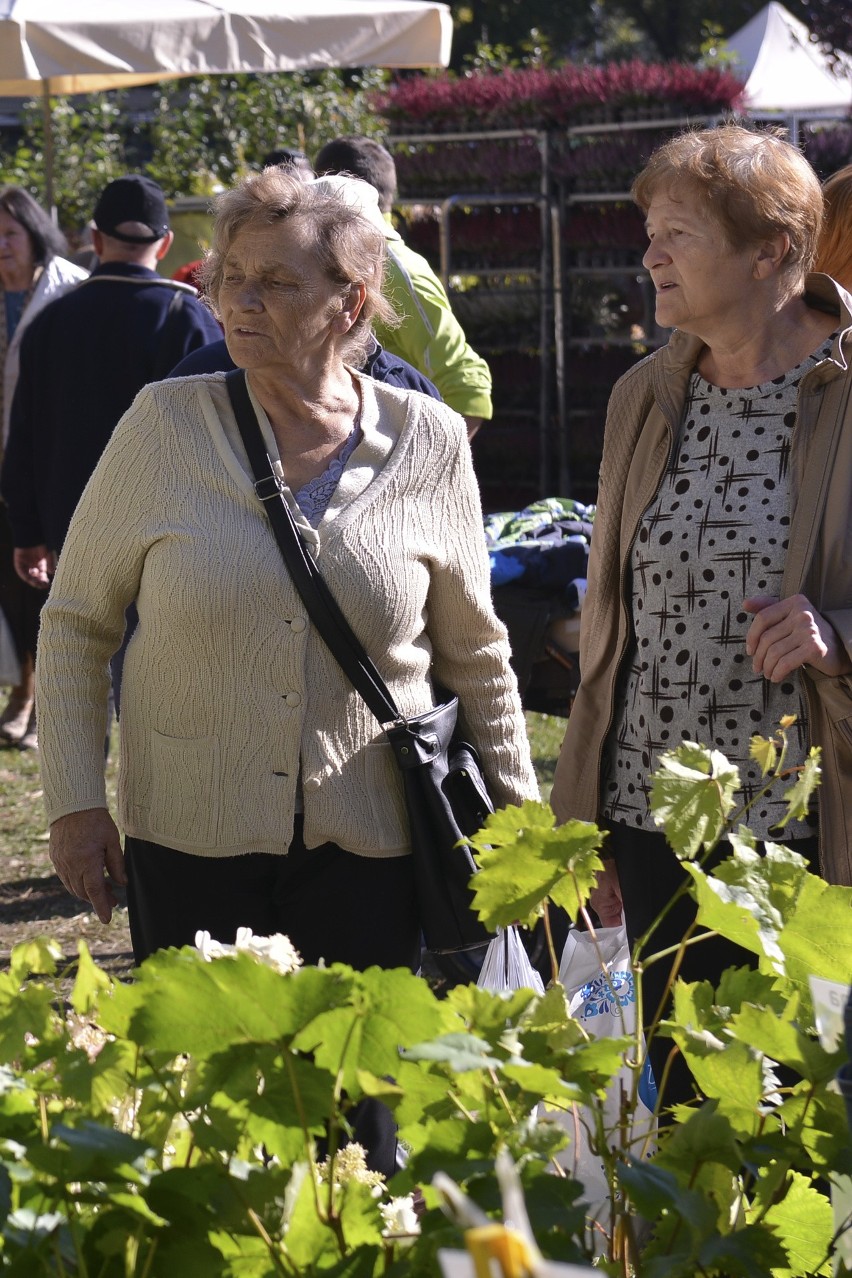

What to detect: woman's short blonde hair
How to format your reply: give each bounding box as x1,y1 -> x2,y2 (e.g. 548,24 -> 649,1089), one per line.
632,125 -> 824,287
201,168 -> 398,365
816,164 -> 852,292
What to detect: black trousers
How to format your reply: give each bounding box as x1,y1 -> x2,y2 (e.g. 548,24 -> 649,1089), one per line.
0,505 -> 43,665
124,820 -> 421,1175
606,820 -> 819,1112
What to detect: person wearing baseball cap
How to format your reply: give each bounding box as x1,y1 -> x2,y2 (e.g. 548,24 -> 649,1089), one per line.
1,173 -> 222,751
92,174 -> 172,245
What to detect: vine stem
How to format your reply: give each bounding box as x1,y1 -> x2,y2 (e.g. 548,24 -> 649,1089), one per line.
246,1206 -> 294,1276
281,1050 -> 325,1220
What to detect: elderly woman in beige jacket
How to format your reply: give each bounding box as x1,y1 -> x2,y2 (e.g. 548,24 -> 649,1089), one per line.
37,169 -> 537,977
551,126 -> 852,1109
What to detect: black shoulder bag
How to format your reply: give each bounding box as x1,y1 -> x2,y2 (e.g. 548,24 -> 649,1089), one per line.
225,369 -> 493,953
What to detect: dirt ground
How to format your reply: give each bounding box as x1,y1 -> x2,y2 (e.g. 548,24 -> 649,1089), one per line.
0,850 -> 134,978
0,742 -> 134,980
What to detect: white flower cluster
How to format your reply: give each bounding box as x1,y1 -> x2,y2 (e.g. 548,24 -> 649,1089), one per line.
315,1144 -> 420,1244
194,927 -> 303,975
316,1142 -> 385,1189
379,1195 -> 420,1239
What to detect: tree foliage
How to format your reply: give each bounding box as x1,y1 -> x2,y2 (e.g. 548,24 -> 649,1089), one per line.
447,0 -> 852,67
0,69 -> 386,234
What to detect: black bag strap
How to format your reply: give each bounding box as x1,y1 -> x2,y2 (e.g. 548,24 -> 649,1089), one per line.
225,369 -> 402,728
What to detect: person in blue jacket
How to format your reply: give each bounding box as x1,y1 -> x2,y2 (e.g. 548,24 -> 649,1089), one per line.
170,331 -> 440,399
2,175 -> 222,579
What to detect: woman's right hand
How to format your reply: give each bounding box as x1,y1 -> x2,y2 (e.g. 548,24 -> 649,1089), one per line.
589,857 -> 624,927
49,808 -> 126,924
13,546 -> 55,589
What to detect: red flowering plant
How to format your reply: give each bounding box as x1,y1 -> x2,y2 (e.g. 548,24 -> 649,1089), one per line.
374,63 -> 745,135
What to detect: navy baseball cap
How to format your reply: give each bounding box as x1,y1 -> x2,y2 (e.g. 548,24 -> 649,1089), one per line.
93,175 -> 170,244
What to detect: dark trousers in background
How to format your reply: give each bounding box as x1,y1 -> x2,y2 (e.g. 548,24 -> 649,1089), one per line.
0,505 -> 43,665
606,820 -> 819,1112
124,820 -> 421,1177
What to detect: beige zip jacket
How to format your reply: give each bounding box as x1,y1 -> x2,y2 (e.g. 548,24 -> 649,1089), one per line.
552,274 -> 852,886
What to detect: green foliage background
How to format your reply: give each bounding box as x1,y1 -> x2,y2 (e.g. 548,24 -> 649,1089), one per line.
1,69 -> 387,232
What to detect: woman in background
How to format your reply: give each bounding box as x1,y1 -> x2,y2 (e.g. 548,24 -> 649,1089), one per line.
0,188 -> 87,750
816,163 -> 852,291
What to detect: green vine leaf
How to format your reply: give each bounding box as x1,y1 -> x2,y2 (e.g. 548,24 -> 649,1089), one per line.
779,747 -> 821,825
686,840 -> 814,969
776,872 -> 852,988
759,1171 -> 833,1276
649,742 -> 740,859
749,733 -> 778,777
466,801 -> 606,929
399,1032 -> 505,1072
729,1001 -> 834,1084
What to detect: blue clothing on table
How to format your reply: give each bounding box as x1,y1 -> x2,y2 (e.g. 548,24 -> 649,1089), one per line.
485,498 -> 594,601
1,262 -> 222,552
169,336 -> 442,400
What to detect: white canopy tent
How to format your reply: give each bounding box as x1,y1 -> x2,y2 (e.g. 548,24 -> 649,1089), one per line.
0,0 -> 453,203
726,1 -> 852,116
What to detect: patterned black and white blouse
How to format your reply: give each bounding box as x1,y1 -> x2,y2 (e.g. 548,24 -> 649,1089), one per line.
602,334 -> 837,840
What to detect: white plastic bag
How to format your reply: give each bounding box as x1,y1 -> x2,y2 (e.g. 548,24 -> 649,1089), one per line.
0,606 -> 21,687
477,926 -> 545,995
544,926 -> 656,1235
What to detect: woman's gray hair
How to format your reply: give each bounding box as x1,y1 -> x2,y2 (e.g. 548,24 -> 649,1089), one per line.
201,168 -> 399,365
632,124 -> 824,289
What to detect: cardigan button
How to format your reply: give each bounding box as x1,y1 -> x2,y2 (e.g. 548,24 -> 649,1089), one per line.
303,775 -> 321,790
290,617 -> 307,633
284,691 -> 302,707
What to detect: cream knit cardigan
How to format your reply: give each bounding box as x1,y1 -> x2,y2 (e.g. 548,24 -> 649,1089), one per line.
36,371 -> 537,858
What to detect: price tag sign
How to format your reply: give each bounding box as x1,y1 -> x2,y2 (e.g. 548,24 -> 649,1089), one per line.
809,976 -> 850,1053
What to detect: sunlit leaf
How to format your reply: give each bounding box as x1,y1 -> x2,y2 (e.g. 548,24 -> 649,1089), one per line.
729,1002 -> 834,1083
400,1033 -> 505,1071
466,801 -> 606,929
114,952 -> 354,1055
760,1172 -> 833,1276
749,734 -> 778,777
291,966 -> 448,1089
8,938 -> 62,984
70,942 -> 113,1017
649,742 -> 740,858
779,747 -> 822,825
686,841 -> 814,969
777,873 -> 852,988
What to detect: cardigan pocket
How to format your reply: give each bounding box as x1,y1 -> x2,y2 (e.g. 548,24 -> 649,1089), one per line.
309,740 -> 410,855
147,730 -> 221,848
363,740 -> 409,847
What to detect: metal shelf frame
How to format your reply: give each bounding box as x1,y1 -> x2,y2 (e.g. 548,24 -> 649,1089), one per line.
390,129 -> 562,497
388,117 -> 717,499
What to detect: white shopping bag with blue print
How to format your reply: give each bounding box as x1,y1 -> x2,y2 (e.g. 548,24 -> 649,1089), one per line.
543,926 -> 656,1234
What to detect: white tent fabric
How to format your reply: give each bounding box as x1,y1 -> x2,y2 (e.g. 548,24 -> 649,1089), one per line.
727,1 -> 852,114
0,0 -> 453,96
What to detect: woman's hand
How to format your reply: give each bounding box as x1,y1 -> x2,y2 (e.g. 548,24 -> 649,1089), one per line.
13,546 -> 55,589
744,594 -> 852,682
590,857 -> 623,927
49,808 -> 126,924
